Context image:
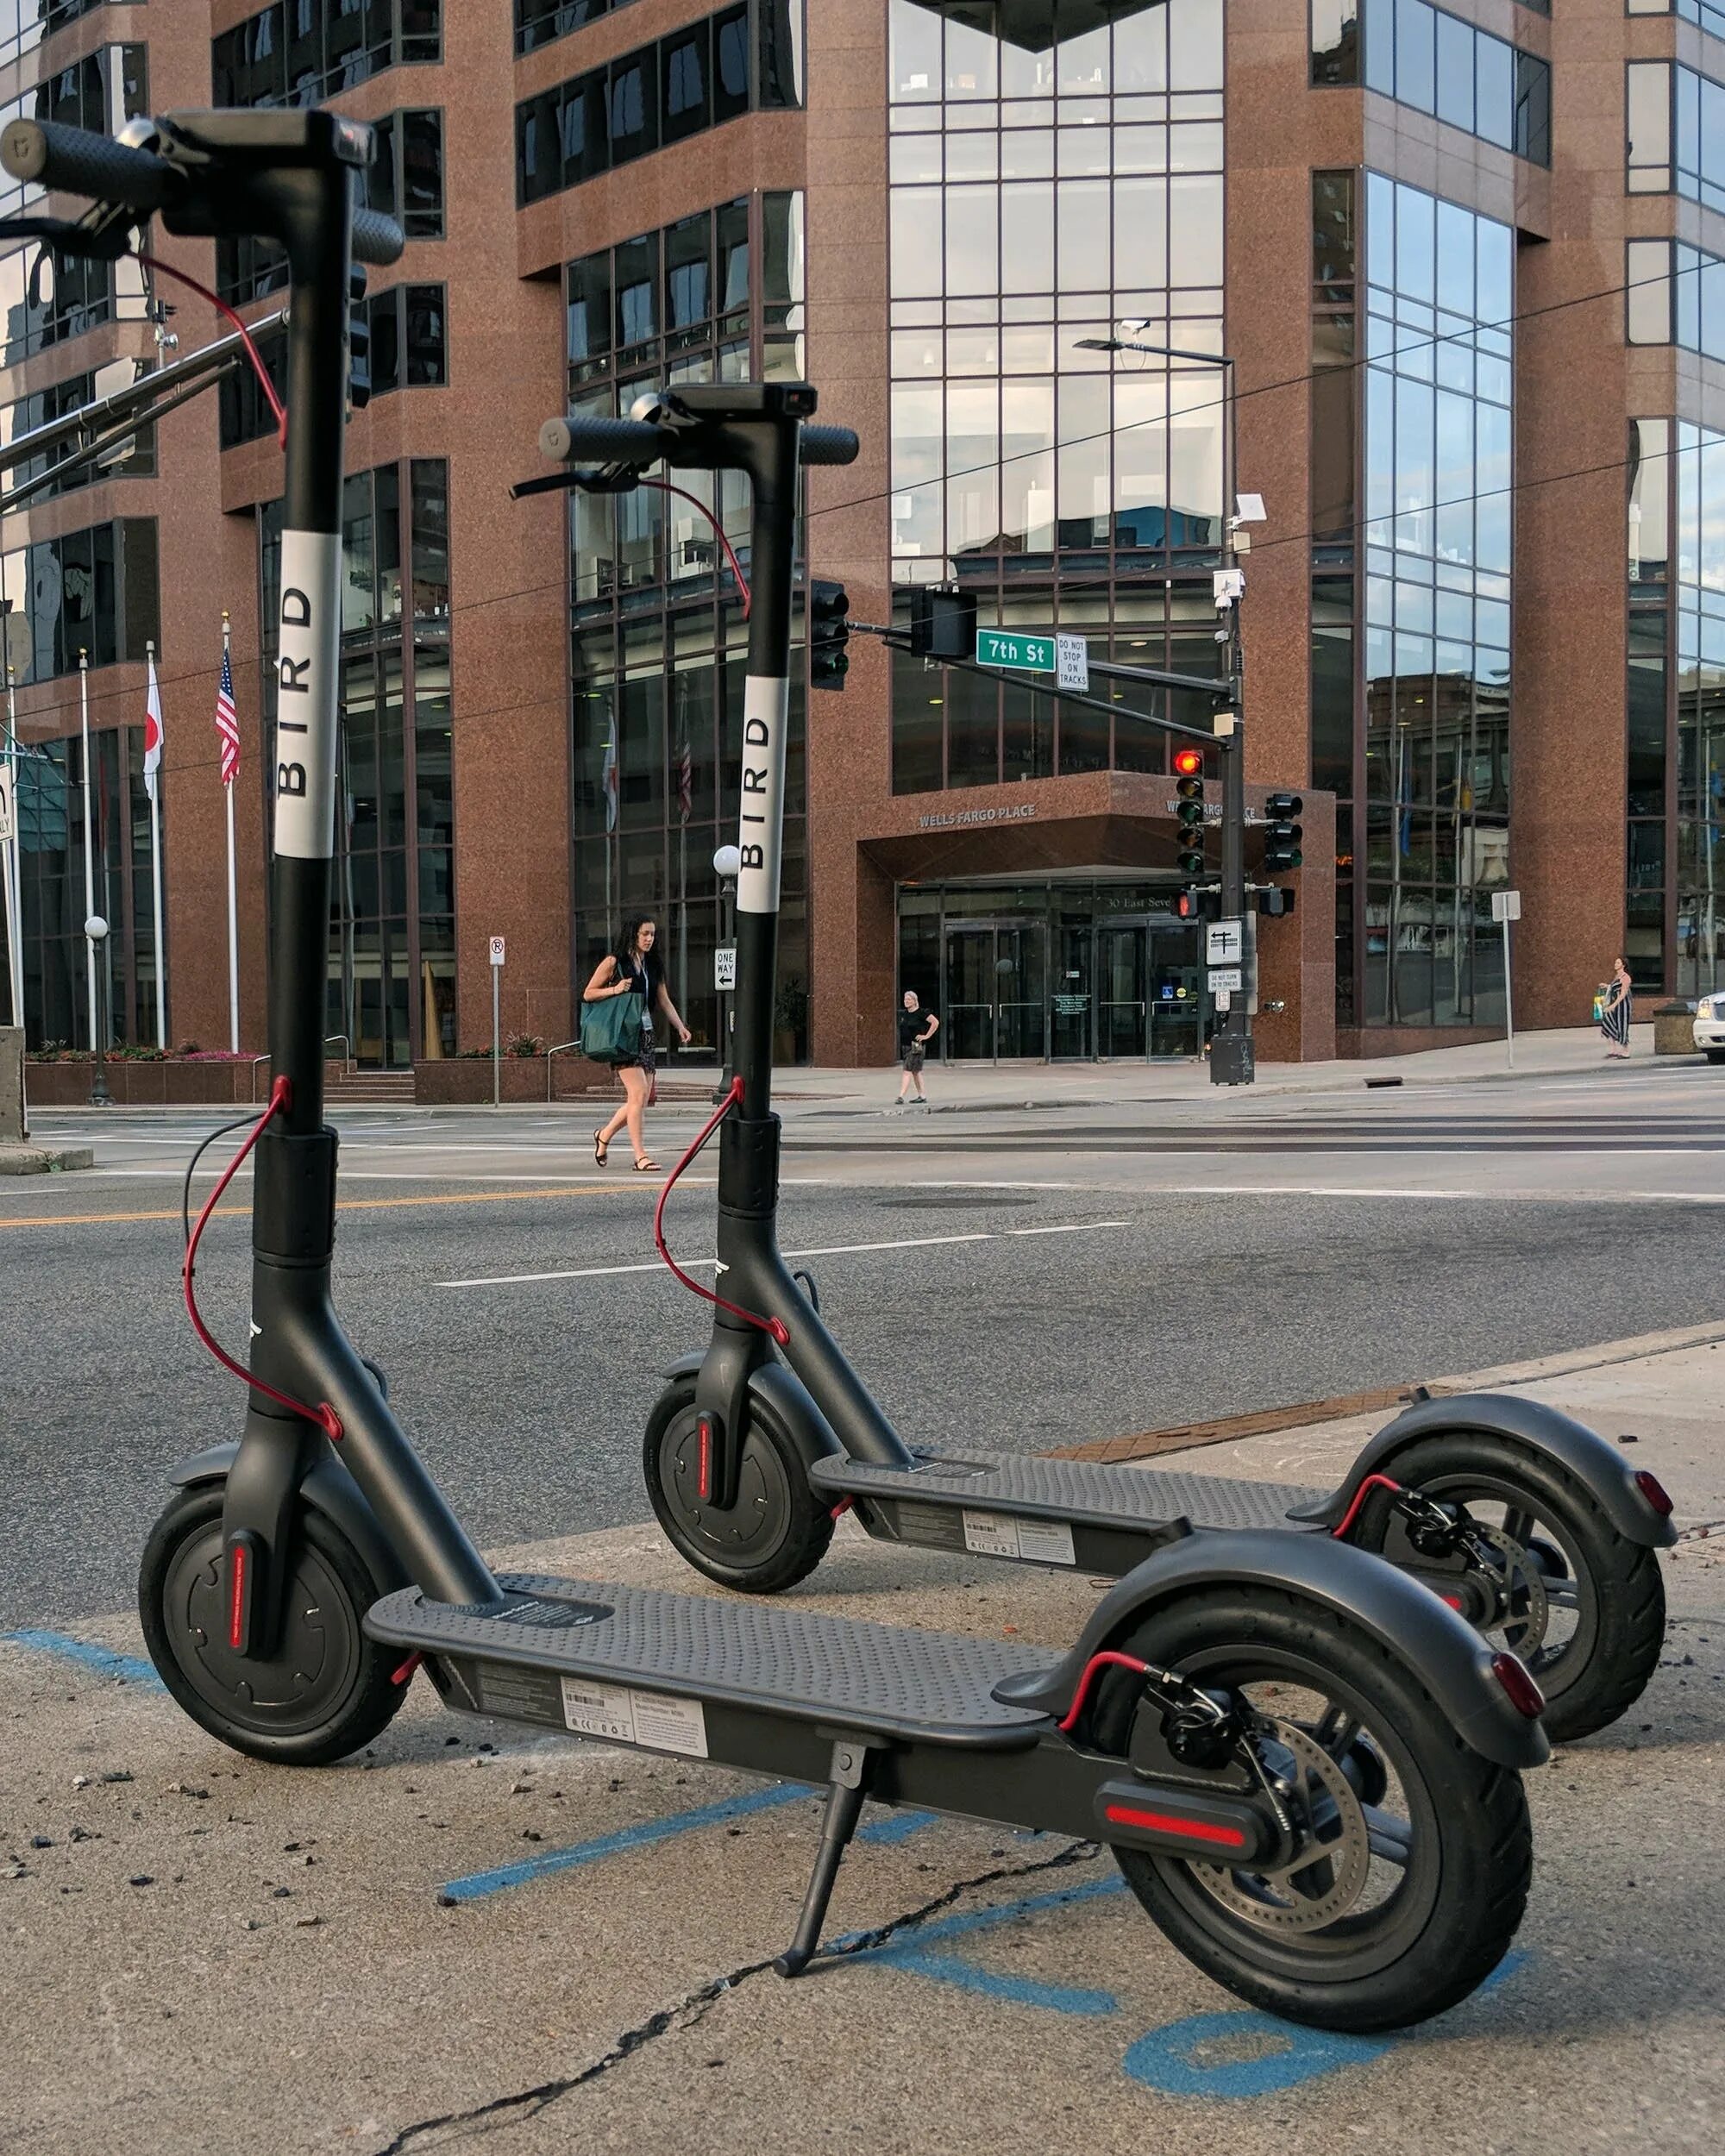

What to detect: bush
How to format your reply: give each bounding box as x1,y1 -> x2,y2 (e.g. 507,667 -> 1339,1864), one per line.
506,1031 -> 545,1058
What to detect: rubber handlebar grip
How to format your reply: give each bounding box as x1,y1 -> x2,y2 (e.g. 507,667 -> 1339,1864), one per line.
539,414 -> 668,465
350,206 -> 405,267
0,117 -> 175,210
801,424 -> 860,467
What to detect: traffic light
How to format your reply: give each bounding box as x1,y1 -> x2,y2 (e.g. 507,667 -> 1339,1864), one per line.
908,586 -> 979,658
809,578 -> 850,692
1257,886 -> 1295,917
1174,745 -> 1206,879
1263,791 -> 1303,873
1173,888 -> 1199,921
347,266 -> 370,411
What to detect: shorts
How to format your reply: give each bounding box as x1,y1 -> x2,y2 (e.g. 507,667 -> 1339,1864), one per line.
902,1044 -> 925,1075
615,1037 -> 657,1076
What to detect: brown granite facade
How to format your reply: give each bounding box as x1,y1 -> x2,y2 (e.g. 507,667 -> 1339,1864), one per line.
5,0 -> 1720,1067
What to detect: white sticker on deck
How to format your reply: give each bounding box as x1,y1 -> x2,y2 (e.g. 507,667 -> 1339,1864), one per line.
962,1511 -> 1076,1566
560,1678 -> 709,1758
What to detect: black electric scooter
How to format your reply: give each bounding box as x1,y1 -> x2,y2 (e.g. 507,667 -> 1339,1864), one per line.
645,1021 -> 1673,1742
31,107 -> 1547,2030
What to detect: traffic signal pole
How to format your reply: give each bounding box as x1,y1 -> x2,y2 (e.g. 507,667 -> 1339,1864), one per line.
1211,718 -> 1252,1087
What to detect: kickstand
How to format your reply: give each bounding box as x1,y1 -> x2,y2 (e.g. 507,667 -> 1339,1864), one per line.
775,1739 -> 875,1977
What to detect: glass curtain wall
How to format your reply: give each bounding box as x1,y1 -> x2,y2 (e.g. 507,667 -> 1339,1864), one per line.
566,194 -> 810,1061
1626,239 -> 1725,366
1360,172 -> 1512,1030
260,459 -> 454,1066
6,725 -> 155,1049
887,0 -> 1226,792
1310,171 -> 1358,1024
1627,419 -> 1725,996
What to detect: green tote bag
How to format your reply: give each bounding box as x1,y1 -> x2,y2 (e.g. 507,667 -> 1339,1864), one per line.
580,983 -> 644,1063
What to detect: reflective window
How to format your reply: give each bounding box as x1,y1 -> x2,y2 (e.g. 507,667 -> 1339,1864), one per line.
212,0 -> 439,106
0,0 -> 125,70
1312,0 -> 1550,165
515,3 -> 794,207
218,284 -> 445,446
0,357 -> 154,505
1628,0 -> 1725,42
515,0 -> 637,57
1626,238 -> 1725,364
0,517 -> 158,682
0,44 -> 147,222
1358,174 -> 1513,1030
1628,61 -> 1725,211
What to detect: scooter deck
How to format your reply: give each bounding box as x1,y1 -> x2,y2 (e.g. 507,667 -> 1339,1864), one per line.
809,1450 -> 1323,1570
367,1575 -> 1052,1750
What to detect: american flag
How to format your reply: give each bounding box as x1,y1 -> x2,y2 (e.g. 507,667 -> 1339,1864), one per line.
215,642 -> 241,787
674,733 -> 692,825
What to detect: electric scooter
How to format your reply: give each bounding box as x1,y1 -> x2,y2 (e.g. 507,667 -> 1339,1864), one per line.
645,987 -> 1673,1743
22,107 -> 1548,2031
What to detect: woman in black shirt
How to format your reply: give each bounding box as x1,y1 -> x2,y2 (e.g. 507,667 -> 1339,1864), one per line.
896,989 -> 938,1107
586,914 -> 691,1171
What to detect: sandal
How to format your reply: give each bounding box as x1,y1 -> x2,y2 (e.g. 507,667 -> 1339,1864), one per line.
593,1129 -> 609,1167
632,1156 -> 662,1173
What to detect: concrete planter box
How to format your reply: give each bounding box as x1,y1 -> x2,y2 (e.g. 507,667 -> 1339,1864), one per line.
1653,1001 -> 1697,1056
22,1058 -> 342,1106
413,1054 -> 617,1104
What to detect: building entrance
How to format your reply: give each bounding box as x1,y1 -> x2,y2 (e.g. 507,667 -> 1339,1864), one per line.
901,879 -> 1211,1063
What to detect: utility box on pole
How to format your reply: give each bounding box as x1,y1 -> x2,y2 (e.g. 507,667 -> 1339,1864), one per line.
0,1025 -> 22,1143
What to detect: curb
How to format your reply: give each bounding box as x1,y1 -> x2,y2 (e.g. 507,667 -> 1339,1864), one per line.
0,1144 -> 95,1176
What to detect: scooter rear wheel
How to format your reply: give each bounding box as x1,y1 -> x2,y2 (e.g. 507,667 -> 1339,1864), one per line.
1364,1434 -> 1666,1742
1090,1585 -> 1532,2033
139,1485 -> 406,1766
643,1376 -> 834,1594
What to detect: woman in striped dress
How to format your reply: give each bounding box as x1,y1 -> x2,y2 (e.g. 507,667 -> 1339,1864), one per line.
1599,956 -> 1634,1059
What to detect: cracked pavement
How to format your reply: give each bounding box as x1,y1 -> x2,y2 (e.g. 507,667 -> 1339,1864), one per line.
4,1337 -> 1724,2155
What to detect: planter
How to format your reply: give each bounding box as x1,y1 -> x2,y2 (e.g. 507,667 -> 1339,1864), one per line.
1653,1000 -> 1697,1056
413,1054 -> 617,1105
20,1057 -> 342,1106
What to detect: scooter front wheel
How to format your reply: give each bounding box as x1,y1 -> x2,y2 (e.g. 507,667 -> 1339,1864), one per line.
1089,1586 -> 1532,2033
643,1376 -> 834,1594
1364,1433 -> 1666,1742
139,1484 -> 406,1766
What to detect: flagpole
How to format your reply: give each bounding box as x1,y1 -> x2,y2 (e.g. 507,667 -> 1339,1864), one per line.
78,648 -> 96,1050
146,638 -> 166,1046
3,664 -> 22,1033
222,612 -> 239,1052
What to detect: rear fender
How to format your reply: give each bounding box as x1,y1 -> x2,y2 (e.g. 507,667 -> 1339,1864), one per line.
1287,1392 -> 1677,1548
994,1526 -> 1550,1770
171,1443 -> 407,1601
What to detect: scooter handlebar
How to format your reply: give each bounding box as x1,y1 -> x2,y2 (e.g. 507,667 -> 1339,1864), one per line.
0,116 -> 176,210
350,205 -> 405,267
539,414 -> 670,466
801,425 -> 859,467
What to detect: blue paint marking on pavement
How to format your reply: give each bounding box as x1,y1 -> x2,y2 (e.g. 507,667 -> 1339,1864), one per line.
1123,2012 -> 1393,2097
848,1874 -> 1127,2015
439,1782 -> 812,1902
858,1808 -> 939,1845
3,1629 -> 166,1690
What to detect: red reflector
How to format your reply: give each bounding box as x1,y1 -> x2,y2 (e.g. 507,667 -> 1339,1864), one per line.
697,1417 -> 711,1501
1634,1469 -> 1673,1518
1490,1651 -> 1545,1720
228,1542 -> 247,1652
1440,1593 -> 1465,1610
1104,1804 -> 1247,1849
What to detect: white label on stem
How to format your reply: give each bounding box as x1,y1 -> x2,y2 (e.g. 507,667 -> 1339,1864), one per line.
273,530 -> 342,860
736,674 -> 787,915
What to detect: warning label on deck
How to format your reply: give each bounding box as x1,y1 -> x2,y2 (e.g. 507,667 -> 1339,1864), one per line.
962,1511 -> 1076,1566
560,1679 -> 710,1758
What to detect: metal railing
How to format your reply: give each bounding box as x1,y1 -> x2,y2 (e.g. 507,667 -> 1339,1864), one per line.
544,1038 -> 583,1101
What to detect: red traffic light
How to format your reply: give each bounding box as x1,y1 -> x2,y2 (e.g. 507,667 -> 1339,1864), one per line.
1173,890 -> 1196,919
1172,747 -> 1203,778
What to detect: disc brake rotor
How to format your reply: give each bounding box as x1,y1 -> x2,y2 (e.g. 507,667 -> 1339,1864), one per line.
1471,1523 -> 1550,1656
1190,1718 -> 1373,1934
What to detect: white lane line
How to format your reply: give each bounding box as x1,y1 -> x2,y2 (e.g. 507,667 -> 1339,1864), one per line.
439,1228 -> 998,1291
1006,1220 -> 1130,1236
84,1169 -> 718,1186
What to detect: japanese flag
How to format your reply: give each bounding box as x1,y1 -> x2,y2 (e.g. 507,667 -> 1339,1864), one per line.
143,649 -> 163,803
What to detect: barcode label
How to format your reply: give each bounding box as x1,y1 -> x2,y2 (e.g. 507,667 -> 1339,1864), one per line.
962,1510 -> 1076,1566
560,1678 -> 709,1758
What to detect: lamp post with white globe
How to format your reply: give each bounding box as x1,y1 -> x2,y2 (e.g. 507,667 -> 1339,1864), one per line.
84,912 -> 111,1106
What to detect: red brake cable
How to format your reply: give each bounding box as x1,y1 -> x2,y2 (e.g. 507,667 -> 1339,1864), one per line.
183,1076 -> 343,1442
652,1075 -> 789,1346
138,249 -> 289,451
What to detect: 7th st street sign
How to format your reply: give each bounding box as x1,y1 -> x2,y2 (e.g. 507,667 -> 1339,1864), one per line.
975,630 -> 1090,692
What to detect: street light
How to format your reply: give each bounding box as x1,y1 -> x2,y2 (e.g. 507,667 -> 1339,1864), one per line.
84,912 -> 111,1106
712,843 -> 741,1102
1075,328 -> 1260,1086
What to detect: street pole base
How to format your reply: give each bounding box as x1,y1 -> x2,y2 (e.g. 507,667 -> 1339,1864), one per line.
1208,1032 -> 1255,1087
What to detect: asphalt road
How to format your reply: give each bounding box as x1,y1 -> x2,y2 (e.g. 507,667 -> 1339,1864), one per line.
7,1090 -> 1725,1625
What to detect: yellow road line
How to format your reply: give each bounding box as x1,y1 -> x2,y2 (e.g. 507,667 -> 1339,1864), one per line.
0,1183 -> 636,1231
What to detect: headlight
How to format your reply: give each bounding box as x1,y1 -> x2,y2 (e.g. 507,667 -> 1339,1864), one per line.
1702,995 -> 1725,1018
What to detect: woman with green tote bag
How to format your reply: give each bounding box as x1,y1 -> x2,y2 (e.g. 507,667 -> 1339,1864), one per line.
585,915 -> 691,1172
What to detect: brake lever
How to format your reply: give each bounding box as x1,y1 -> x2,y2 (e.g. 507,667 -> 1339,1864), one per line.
508,465 -> 641,502
0,204 -> 135,261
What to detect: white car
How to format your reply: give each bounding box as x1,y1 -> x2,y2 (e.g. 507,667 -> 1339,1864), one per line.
1697,992 -> 1725,1062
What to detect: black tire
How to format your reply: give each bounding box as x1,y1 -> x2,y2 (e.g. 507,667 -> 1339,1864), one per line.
1372,1433 -> 1666,1742
1090,1587 -> 1532,2033
643,1376 -> 835,1594
1706,1050 -> 1725,1064
139,1484 -> 406,1766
